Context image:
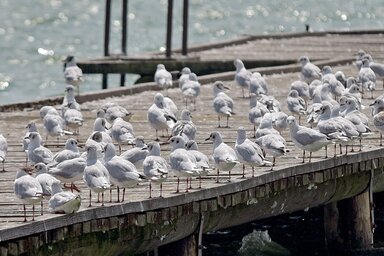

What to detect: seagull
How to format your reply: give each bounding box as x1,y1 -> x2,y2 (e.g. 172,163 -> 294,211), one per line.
103,143 -> 143,202
48,157 -> 86,192
181,73 -> 200,110
298,56 -> 321,84
178,67 -> 191,89
364,54 -> 384,88
101,103 -> 133,124
88,117 -> 113,144
23,121 -> 38,165
143,141 -> 169,198
322,66 -> 345,100
169,135 -> 202,193
63,102 -> 83,135
235,127 -> 271,178
0,133 -> 7,172
27,132 -> 53,165
287,89 -> 306,124
51,138 -> 81,164
213,81 -> 234,128
34,163 -> 62,215
371,99 -> 384,145
83,144 -> 111,207
234,59 -> 251,98
287,116 -> 333,163
14,168 -> 43,222
354,49 -> 366,71
154,64 -> 173,94
185,140 -> 214,188
171,109 -> 196,142
290,80 -> 310,102
110,117 -> 135,154
255,133 -> 287,167
249,72 -> 268,96
39,106 -> 58,120
61,85 -> 81,116
147,92 -> 177,141
256,113 -> 280,138
249,93 -> 269,138
43,107 -> 72,143
63,56 -> 83,95
358,58 -> 376,98
270,111 -> 289,134
120,136 -> 149,169
48,182 -> 81,214
205,131 -> 239,183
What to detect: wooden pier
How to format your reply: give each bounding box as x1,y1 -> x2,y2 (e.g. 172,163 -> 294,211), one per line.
0,32 -> 384,255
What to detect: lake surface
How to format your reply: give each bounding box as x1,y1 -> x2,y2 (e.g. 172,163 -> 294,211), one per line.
0,0 -> 383,104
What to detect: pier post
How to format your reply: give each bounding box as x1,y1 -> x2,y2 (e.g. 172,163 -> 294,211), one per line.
120,0 -> 128,87
332,188 -> 373,252
181,0 -> 189,56
103,0 -> 112,89
166,0 -> 173,58
158,234 -> 197,256
324,202 -> 343,251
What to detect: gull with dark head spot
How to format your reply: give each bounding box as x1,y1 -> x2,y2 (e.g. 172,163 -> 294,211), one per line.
121,136 -> 149,169
249,93 -> 269,138
171,109 -> 196,142
249,72 -> 268,96
27,132 -> 53,165
63,56 -> 83,95
287,89 -> 306,124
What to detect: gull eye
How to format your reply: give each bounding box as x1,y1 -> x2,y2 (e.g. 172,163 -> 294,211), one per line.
176,140 -> 179,144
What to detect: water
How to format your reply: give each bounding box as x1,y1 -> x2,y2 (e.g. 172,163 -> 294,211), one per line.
0,0 -> 384,104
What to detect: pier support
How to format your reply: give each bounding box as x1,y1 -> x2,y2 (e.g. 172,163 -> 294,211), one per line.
324,188 -> 373,253
158,234 -> 197,256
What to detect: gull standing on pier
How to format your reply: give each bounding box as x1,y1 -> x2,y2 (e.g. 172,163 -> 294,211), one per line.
63,56 -> 83,95
147,92 -> 177,141
61,85 -> 81,116
235,127 -> 271,178
185,140 -> 213,188
48,182 -> 81,214
27,132 -> 53,165
287,89 -> 306,124
0,133 -> 7,172
255,133 -> 287,167
179,67 -> 191,89
103,143 -> 143,202
14,168 -> 43,222
213,81 -> 235,128
249,93 -> 269,138
299,56 -> 321,84
249,72 -> 268,96
234,59 -> 251,98
48,156 -> 86,192
89,117 -> 113,144
143,142 -> 169,198
83,145 -> 111,207
63,102 -> 84,136
49,138 -> 81,167
34,163 -> 62,215
169,135 -> 201,193
120,136 -> 149,169
171,109 -> 196,142
287,116 -> 333,163
371,99 -> 384,146
181,73 -> 200,110
101,103 -> 133,124
43,107 -> 72,143
205,131 -> 239,183
23,122 -> 38,165
154,64 -> 173,94
110,117 -> 135,154
358,58 -> 376,98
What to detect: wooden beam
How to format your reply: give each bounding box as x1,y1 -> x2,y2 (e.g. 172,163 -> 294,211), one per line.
121,0 -> 128,86
104,0 -> 112,56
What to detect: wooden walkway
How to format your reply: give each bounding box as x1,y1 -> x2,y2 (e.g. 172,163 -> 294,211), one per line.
1,32 -> 384,254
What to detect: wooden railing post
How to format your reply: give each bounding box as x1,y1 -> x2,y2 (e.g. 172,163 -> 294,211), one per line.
120,0 -> 128,87
181,0 -> 189,56
103,0 -> 112,89
166,0 -> 173,58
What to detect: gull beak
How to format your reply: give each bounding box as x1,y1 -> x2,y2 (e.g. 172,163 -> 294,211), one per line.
205,137 -> 211,141
223,86 -> 230,90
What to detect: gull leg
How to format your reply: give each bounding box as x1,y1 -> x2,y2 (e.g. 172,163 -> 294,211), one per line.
32,204 -> 35,221
159,183 -> 163,197
189,177 -> 192,189
302,150 -> 305,163
273,157 -> 276,166
217,116 -> 221,128
185,178 -> 189,193
23,204 -> 27,222
228,169 -> 231,182
149,181 -> 152,198
226,115 -> 230,128
252,166 -> 255,178
122,188 -> 125,202
88,190 -> 92,207
41,201 -> 43,216
253,124 -> 256,138
101,192 -> 105,206
325,145 -> 328,159
116,186 -> 120,203
198,175 -> 202,189
309,152 -> 312,163
216,169 -> 220,183
241,164 -> 245,178
109,188 -> 112,203
176,178 -> 180,193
